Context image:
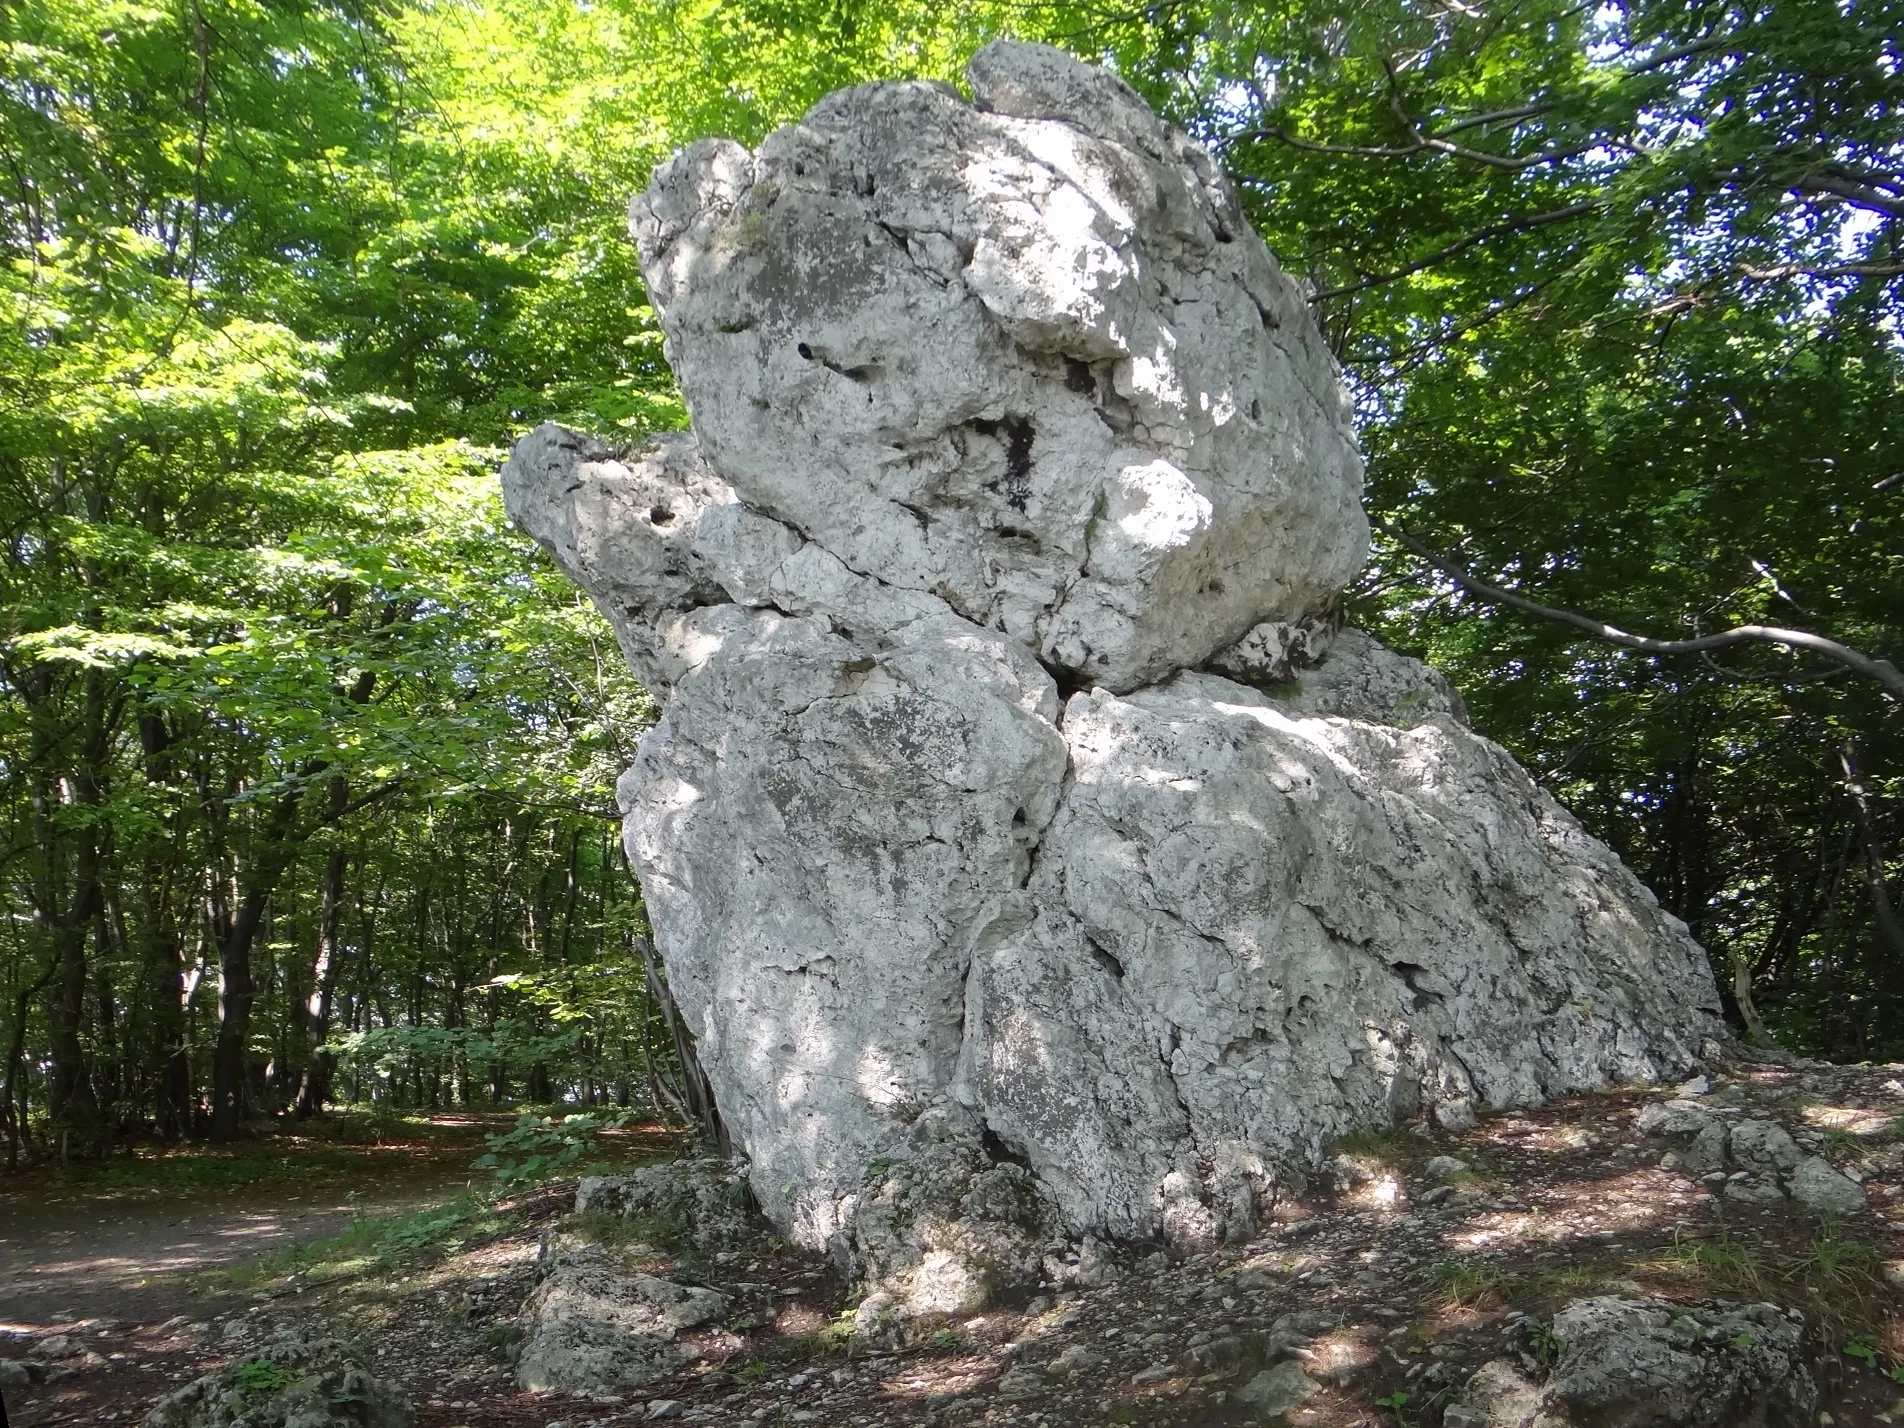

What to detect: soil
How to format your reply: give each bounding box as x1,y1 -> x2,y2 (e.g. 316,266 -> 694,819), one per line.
5,1063 -> 1904,1428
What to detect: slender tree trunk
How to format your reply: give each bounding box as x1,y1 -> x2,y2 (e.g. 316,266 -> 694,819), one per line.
33,670 -> 114,1154
146,868 -> 192,1138
1728,950 -> 1778,1047
45,857 -> 102,1151
634,931 -> 724,1152
212,781 -> 306,1141
294,843 -> 347,1117
295,777 -> 350,1118
1842,742 -> 1904,964
3,954 -> 59,1169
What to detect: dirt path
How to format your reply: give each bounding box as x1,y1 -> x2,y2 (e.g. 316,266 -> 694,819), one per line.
0,1118 -> 686,1428
0,1112 -> 514,1333
0,1162 -> 480,1328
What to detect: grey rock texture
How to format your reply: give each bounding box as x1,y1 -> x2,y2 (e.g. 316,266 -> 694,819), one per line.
1544,1296 -> 1814,1427
142,1333 -> 412,1428
515,1238 -> 728,1392
1444,1359 -> 1544,1428
1450,1298 -> 1814,1427
1634,1103 -> 1864,1212
575,1158 -> 754,1255
502,40 -> 1724,1291
1235,1359 -> 1322,1420
840,1111 -> 1059,1315
1787,1153 -> 1865,1214
627,42 -> 1367,695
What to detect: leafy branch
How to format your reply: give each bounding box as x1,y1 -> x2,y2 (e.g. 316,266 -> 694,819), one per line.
1386,526 -> 1904,705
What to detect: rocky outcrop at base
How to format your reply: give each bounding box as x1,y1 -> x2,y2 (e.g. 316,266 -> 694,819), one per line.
501,39 -> 1725,1307
142,1331 -> 412,1428
575,1158 -> 755,1255
1636,1095 -> 1865,1213
515,1235 -> 731,1393
1448,1296 -> 1816,1428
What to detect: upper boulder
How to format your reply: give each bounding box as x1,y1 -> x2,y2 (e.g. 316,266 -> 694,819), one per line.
626,40 -> 1367,693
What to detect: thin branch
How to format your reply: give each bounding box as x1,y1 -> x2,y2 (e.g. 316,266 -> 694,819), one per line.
1794,173 -> 1904,221
1625,34 -> 1736,75
1434,101 -> 1555,136
1736,260 -> 1904,281
1385,526 -> 1904,704
1240,121 -> 1591,175
1311,202 -> 1602,301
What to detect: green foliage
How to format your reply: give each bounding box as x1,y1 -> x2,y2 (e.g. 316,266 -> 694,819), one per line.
1429,1257 -> 1512,1308
1527,1320 -> 1566,1366
1845,1332 -> 1881,1366
224,1187 -> 511,1287
1790,1226 -> 1877,1291
473,1109 -> 636,1184
1639,1231 -> 1766,1296
231,1358 -> 293,1393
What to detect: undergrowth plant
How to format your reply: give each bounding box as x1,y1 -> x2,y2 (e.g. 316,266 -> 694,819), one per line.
214,1189 -> 511,1290
473,1111 -> 637,1185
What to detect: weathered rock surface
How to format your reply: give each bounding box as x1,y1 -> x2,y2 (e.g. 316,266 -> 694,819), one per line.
514,1238 -> 728,1393
575,1158 -> 753,1255
1635,1102 -> 1864,1211
628,43 -> 1367,695
1449,1297 -> 1815,1428
1786,1152 -> 1865,1214
143,1332 -> 412,1428
502,39 -> 1723,1294
1235,1358 -> 1322,1420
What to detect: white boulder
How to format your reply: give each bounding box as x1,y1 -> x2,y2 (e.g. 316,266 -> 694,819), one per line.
627,41 -> 1366,694
501,39 -> 1725,1295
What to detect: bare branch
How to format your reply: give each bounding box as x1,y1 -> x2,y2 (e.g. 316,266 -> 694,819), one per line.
1793,173 -> 1904,221
1310,202 -> 1601,301
1736,260 -> 1904,280
1385,526 -> 1904,704
1625,34 -> 1736,74
1434,101 -> 1555,136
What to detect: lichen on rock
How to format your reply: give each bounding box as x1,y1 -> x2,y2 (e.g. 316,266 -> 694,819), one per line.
142,1332 -> 412,1428
1448,1296 -> 1816,1428
514,1236 -> 729,1393
501,38 -> 1724,1313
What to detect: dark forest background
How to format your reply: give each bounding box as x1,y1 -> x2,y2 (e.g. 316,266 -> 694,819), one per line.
2,0 -> 1898,1162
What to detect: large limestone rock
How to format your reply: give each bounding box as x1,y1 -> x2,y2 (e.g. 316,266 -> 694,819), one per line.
627,41 -> 1366,694
502,40 -> 1723,1300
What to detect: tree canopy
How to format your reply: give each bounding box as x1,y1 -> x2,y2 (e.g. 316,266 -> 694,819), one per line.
0,0 -> 1897,1159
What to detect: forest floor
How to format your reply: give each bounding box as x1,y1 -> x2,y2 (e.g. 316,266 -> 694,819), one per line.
0,1110 -> 517,1327
4,1067 -> 1904,1428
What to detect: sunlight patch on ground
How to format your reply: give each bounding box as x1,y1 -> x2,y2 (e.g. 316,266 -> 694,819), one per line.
879,1353 -> 997,1398
1801,1104 -> 1897,1137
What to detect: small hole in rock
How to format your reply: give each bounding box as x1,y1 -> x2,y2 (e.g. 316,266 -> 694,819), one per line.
797,342 -> 814,360
649,506 -> 675,527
